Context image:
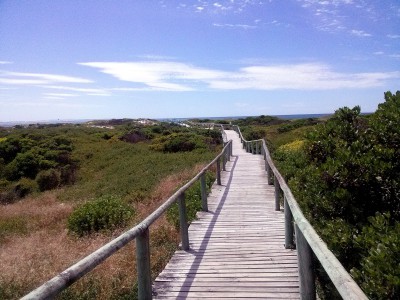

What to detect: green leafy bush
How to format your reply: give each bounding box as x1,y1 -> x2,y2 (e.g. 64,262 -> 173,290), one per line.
68,195 -> 134,236
36,169 -> 61,191
151,133 -> 212,153
167,171 -> 215,229
272,91 -> 400,298
14,177 -> 38,197
236,115 -> 286,126
351,213 -> 400,299
277,118 -> 321,133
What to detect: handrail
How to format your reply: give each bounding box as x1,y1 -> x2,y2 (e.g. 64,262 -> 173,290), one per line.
22,132 -> 233,299
230,124 -> 367,300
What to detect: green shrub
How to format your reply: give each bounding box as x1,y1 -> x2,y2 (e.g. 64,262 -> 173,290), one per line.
36,169 -> 61,191
351,213 -> 400,299
167,172 -> 215,229
151,133 -> 210,153
272,91 -> 400,298
14,177 -> 38,197
277,118 -> 321,133
68,195 -> 134,236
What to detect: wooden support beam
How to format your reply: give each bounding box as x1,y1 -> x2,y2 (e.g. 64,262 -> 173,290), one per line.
200,173 -> 208,212
136,228 -> 152,300
295,225 -> 316,300
178,193 -> 189,251
285,196 -> 295,249
274,176 -> 281,211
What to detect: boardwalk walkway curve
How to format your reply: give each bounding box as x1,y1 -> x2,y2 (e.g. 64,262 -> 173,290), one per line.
153,130 -> 300,299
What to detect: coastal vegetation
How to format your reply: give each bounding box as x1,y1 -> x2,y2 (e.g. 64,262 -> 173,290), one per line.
239,91 -> 400,299
1,90 -> 399,299
0,121 -> 221,299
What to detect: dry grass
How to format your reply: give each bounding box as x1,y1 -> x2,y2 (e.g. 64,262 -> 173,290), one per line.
0,164 -> 207,299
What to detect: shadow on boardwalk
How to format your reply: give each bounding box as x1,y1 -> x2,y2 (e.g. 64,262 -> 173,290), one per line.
153,130 -> 299,299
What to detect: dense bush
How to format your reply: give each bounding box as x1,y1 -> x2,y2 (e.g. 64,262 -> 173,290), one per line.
14,178 -> 38,197
273,91 -> 400,299
240,126 -> 265,140
68,195 -> 134,236
151,132 -> 219,153
235,115 -> 286,126
167,171 -> 215,229
351,213 -> 400,299
0,131 -> 76,199
277,118 -> 321,133
36,169 -> 61,191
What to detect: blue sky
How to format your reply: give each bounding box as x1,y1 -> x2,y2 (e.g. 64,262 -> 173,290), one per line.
0,0 -> 399,122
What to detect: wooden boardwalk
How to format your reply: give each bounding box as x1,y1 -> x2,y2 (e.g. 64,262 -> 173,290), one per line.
153,130 -> 300,299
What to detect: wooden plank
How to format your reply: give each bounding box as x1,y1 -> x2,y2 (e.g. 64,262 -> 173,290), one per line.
153,130 -> 300,299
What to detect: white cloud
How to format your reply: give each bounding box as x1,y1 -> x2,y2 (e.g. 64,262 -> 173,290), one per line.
175,0 -> 265,14
350,29 -> 372,37
297,0 -> 391,35
0,61 -> 12,64
0,71 -> 92,85
79,61 -> 225,91
44,93 -> 78,97
213,23 -> 257,29
43,85 -> 111,96
80,60 -> 400,91
387,34 -> 400,39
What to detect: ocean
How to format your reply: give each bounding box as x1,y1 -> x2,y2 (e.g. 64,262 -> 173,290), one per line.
0,114 -> 332,127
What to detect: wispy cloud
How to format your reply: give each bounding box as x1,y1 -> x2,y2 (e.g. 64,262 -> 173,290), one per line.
212,23 -> 257,29
387,34 -> 400,39
80,60 -> 400,91
350,29 -> 372,37
43,85 -> 111,96
175,0 -> 265,14
0,61 -> 13,64
297,0 -> 394,36
79,61 -> 225,91
0,71 -> 92,85
44,93 -> 78,98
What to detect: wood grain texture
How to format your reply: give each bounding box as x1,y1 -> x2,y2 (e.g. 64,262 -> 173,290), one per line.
153,130 -> 300,299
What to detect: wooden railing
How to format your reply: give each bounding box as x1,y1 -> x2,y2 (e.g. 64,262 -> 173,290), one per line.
22,129 -> 233,300
232,125 -> 367,300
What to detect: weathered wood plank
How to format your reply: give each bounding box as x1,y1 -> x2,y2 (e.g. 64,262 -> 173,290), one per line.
153,130 -> 300,299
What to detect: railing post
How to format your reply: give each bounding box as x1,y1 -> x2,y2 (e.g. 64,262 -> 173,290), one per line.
222,149 -> 226,171
178,193 -> 189,251
284,196 -> 295,249
136,228 -> 152,300
295,225 -> 316,300
274,176 -> 280,211
256,141 -> 259,154
200,173 -> 208,212
216,157 -> 221,185
267,163 -> 273,185
261,142 -> 265,156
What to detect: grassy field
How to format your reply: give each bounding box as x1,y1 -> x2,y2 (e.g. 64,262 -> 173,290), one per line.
0,122 -> 221,299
